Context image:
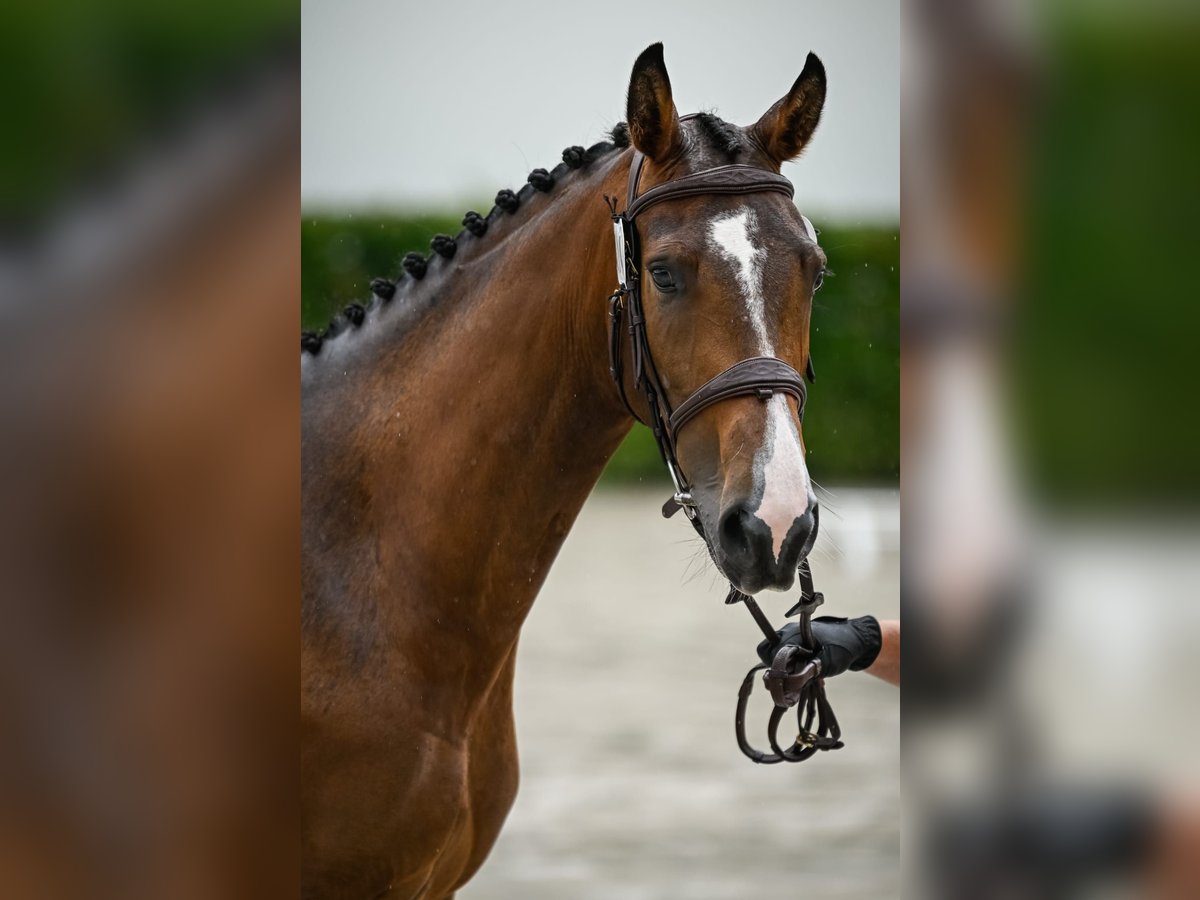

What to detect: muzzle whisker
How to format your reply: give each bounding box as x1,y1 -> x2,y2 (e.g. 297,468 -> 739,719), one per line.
811,477 -> 840,506
811,533 -> 844,565
678,535 -> 717,585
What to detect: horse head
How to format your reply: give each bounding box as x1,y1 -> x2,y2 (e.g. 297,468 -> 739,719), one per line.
619,44 -> 828,595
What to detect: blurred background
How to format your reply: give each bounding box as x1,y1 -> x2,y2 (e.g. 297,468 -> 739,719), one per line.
903,0 -> 1200,896
301,1 -> 899,898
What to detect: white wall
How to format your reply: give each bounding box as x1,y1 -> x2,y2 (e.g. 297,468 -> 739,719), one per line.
302,0 -> 899,221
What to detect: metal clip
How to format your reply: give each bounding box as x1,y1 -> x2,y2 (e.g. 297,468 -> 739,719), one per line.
784,591 -> 824,619
612,218 -> 629,289
608,290 -> 624,318
666,461 -> 693,504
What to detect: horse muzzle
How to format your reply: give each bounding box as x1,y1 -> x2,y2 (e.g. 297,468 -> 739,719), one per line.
715,499 -> 819,594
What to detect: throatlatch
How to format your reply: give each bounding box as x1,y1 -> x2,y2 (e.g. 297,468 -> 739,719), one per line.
604,138 -> 842,764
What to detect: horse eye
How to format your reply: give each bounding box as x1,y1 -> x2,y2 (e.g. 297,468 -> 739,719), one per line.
813,269 -> 826,292
649,268 -> 676,291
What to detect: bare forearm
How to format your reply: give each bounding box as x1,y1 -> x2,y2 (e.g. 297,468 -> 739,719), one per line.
865,618 -> 900,686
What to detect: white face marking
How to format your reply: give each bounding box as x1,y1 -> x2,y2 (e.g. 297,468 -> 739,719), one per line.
708,207 -> 813,567
755,394 -> 813,566
708,209 -> 771,354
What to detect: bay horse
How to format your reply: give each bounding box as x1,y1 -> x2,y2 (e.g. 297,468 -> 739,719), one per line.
301,43 -> 828,899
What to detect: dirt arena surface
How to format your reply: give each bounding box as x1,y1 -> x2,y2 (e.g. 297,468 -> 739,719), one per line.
462,487 -> 900,899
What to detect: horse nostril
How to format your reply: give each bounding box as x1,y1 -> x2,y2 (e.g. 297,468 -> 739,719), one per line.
719,504 -> 754,560
718,503 -> 775,582
777,500 -> 820,568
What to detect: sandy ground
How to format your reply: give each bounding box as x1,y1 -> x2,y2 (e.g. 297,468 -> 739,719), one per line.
462,487 -> 900,899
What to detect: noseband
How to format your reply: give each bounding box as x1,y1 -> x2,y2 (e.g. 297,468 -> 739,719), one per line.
605,138 -> 841,764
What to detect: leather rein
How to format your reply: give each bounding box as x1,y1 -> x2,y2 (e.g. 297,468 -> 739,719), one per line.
605,138 -> 842,764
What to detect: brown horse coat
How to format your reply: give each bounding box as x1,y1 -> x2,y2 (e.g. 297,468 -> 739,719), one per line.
301,44 -> 827,899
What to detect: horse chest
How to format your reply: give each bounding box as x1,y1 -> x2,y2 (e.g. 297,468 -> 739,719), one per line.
303,656 -> 520,899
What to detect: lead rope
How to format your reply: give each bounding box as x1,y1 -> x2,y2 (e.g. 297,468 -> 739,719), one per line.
729,559 -> 843,764
681,506 -> 843,763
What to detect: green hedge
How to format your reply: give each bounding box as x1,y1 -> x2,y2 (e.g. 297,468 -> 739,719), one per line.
3,0 -> 296,228
302,215 -> 898,485
1017,23 -> 1200,508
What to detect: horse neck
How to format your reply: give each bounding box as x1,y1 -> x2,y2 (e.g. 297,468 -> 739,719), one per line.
314,150 -> 637,657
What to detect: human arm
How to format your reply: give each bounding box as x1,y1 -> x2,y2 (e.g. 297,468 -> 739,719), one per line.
865,618 -> 900,686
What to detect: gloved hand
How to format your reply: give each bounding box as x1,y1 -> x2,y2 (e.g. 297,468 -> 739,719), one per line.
757,615 -> 882,678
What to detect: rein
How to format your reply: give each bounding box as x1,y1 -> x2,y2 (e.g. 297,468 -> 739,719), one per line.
605,138 -> 841,764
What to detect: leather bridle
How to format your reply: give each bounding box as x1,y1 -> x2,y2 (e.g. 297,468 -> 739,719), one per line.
607,144 -> 813,522
605,135 -> 842,764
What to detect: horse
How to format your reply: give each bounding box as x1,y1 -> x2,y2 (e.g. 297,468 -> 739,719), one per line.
301,42 -> 828,899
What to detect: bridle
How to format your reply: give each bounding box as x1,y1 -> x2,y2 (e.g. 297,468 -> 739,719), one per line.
605,132 -> 842,764
606,142 -> 814,522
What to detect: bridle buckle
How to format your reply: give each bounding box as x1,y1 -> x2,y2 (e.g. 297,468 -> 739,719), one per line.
664,458 -> 697,519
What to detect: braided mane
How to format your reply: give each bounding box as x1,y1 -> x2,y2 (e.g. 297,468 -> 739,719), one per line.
301,124 -> 632,356
692,112 -> 745,159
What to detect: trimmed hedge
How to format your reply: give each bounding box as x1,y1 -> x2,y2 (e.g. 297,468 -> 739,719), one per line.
3,0 -> 296,229
302,215 -> 898,485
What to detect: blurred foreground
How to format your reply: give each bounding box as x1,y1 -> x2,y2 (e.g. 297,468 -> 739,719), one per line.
0,35 -> 299,899
465,487 -> 900,900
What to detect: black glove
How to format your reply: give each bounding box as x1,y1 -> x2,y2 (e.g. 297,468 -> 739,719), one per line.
757,615 -> 882,678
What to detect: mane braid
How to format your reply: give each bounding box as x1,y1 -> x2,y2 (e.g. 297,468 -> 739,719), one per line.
371,277 -> 396,300
301,134 -> 628,355
692,112 -> 743,159
401,252 -> 428,279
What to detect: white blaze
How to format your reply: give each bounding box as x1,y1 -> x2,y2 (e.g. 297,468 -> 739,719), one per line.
708,208 -> 813,567
708,210 -> 771,353
756,394 -> 811,563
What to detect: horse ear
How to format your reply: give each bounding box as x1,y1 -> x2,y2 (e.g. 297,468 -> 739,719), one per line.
626,43 -> 681,162
752,52 -> 827,164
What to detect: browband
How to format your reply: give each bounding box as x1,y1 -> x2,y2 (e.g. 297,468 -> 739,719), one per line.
626,159 -> 796,221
